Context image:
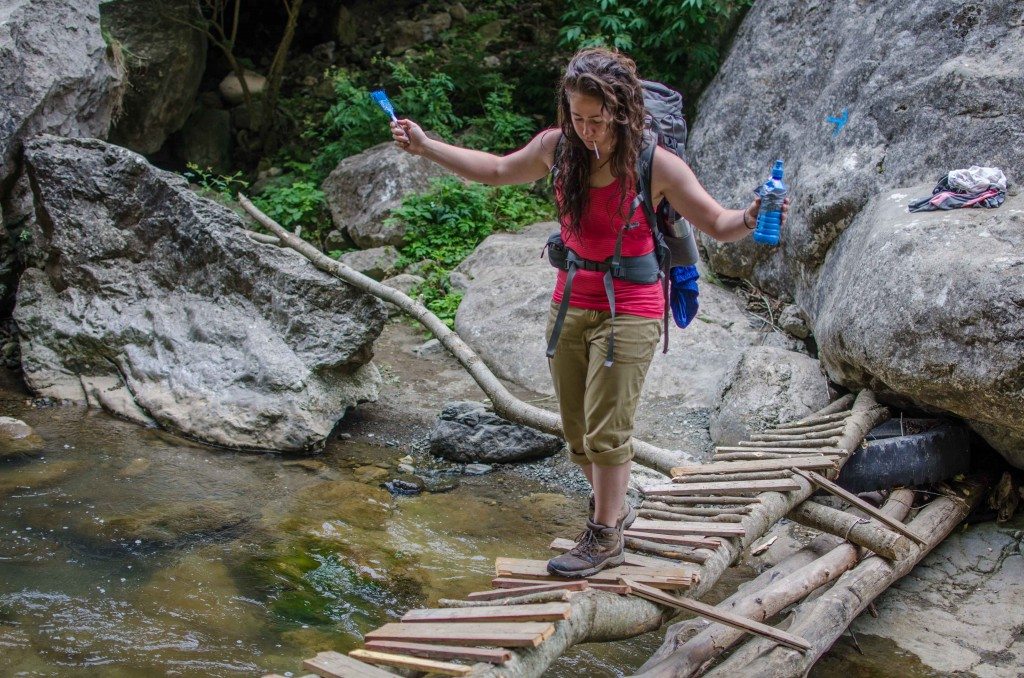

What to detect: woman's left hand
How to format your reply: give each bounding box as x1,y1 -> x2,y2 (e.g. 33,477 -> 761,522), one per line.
744,196 -> 791,230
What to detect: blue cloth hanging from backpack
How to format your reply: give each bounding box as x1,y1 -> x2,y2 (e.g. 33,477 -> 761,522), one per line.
669,265 -> 700,329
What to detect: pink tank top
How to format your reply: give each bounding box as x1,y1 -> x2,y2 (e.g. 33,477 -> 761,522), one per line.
551,179 -> 665,319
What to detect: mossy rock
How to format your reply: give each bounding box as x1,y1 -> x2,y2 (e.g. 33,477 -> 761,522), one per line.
94,500 -> 247,545
0,417 -> 45,458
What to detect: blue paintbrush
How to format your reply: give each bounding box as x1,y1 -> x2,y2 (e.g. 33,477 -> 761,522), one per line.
370,89 -> 398,122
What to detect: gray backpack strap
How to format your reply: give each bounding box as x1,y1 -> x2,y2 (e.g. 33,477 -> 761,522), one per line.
546,260 -> 577,359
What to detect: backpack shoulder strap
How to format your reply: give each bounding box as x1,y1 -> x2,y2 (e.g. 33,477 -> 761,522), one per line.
634,135 -> 658,232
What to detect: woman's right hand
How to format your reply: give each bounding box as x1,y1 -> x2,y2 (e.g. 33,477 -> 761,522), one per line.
391,118 -> 427,155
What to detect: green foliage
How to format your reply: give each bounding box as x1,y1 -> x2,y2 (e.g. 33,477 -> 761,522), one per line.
462,85 -> 538,154
390,177 -> 553,327
184,162 -> 249,200
559,0 -> 752,105
251,180 -> 329,239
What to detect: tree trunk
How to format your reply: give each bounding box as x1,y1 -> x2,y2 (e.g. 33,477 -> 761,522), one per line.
259,0 -> 304,147
238,195 -> 694,475
788,501 -> 913,561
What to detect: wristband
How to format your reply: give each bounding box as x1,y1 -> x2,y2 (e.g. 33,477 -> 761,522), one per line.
743,210 -> 754,230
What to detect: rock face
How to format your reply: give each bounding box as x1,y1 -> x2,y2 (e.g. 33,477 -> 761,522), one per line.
429,401 -> 563,464
454,222 -> 764,405
101,0 -> 207,154
322,141 -> 454,249
17,135 -> 387,451
710,346 -> 830,446
690,1 -> 1024,302
812,188 -> 1024,465
0,0 -> 119,183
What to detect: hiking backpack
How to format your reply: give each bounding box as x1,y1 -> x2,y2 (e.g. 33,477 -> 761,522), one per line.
545,79 -> 701,365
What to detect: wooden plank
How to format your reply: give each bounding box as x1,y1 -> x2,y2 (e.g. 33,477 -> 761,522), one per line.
467,581 -> 589,601
490,577 -> 632,594
645,479 -> 801,496
303,650 -> 398,678
549,538 -> 693,570
714,446 -> 845,455
363,640 -> 512,665
623,530 -> 721,549
621,579 -> 813,652
671,456 -> 836,478
792,469 -> 928,545
774,410 -> 849,428
349,649 -> 472,676
638,494 -> 761,505
365,622 -> 554,648
402,602 -> 571,623
630,518 -> 745,538
494,558 -> 695,589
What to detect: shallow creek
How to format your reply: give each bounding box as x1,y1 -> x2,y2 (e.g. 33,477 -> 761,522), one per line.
0,363 -> 939,677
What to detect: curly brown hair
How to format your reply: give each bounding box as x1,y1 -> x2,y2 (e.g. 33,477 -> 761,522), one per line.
554,48 -> 648,239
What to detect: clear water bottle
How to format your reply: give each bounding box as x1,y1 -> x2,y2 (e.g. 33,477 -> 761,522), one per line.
754,160 -> 787,246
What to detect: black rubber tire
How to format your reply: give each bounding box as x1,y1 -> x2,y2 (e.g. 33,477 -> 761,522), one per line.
837,420 -> 970,493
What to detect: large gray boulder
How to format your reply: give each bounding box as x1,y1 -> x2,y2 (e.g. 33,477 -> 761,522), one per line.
101,0 -> 207,154
710,346 -> 830,446
0,0 -> 119,185
454,222 -> 764,406
812,187 -> 1024,465
16,135 -> 386,451
689,1 -> 1024,302
322,141 -> 454,249
429,401 -> 562,464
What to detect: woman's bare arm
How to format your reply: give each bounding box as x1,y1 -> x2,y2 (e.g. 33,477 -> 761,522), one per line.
651,147 -> 785,243
392,119 -> 560,186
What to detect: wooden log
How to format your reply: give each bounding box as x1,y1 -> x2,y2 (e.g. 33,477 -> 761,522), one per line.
748,426 -> 845,442
736,437 -> 842,449
640,501 -> 752,516
623,531 -> 722,549
763,420 -> 849,436
641,494 -> 761,506
402,602 -> 571,624
625,537 -> 710,563
302,651 -> 398,678
365,622 -> 555,648
466,581 -> 589,601
788,501 -> 914,560
792,469 -> 928,545
440,590 -> 572,608
638,509 -> 744,523
630,518 -> 745,538
671,456 -> 836,478
633,489 -> 916,678
774,409 -> 851,429
671,470 -> 795,484
705,478 -> 988,677
621,580 -> 812,652
362,640 -> 511,665
645,479 -> 801,496
349,649 -> 472,676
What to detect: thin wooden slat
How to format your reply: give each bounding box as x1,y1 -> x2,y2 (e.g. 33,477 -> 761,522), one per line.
303,650 -> 398,678
714,446 -> 846,455
630,518 -> 746,538
490,577 -> 633,595
671,456 -> 836,478
402,602 -> 571,623
365,622 -> 554,648
621,579 -> 813,652
363,640 -> 512,665
349,649 -> 472,676
645,479 -> 801,496
639,494 -> 761,505
623,530 -> 721,549
548,538 -> 693,571
774,410 -> 850,429
792,469 -> 928,545
467,581 -> 589,601
494,558 -> 695,589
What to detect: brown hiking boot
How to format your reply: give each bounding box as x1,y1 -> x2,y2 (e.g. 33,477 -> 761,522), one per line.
546,518 -> 625,578
588,493 -> 637,531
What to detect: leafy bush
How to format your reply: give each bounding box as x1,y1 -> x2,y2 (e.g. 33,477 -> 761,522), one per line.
389,177 -> 553,327
559,0 -> 752,109
462,85 -> 538,154
251,179 -> 329,241
184,162 -> 249,200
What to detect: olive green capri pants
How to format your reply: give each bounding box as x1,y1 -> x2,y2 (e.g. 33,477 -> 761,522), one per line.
545,302 -> 662,467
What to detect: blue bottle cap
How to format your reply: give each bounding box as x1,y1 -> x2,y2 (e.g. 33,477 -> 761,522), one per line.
771,159 -> 784,180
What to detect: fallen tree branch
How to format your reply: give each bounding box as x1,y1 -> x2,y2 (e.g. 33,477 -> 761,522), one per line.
238,195 -> 692,475
788,500 -> 913,561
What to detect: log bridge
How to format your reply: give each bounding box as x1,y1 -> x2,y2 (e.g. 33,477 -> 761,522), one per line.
265,390 -> 987,677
